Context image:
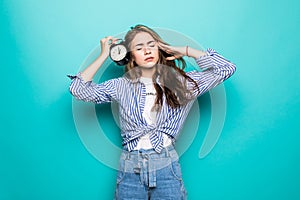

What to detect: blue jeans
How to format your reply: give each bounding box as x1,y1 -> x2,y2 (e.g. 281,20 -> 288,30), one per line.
114,145 -> 187,200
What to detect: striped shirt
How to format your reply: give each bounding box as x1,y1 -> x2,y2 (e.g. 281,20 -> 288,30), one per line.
68,48 -> 236,153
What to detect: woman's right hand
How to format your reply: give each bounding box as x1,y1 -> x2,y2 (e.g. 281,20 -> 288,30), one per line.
79,36 -> 119,82
100,36 -> 118,58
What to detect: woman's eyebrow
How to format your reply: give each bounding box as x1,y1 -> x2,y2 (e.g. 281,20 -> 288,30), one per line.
135,40 -> 155,47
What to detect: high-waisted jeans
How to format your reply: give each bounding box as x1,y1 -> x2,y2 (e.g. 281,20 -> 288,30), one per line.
114,145 -> 187,200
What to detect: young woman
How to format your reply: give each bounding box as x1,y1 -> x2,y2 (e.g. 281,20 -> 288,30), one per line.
69,24 -> 236,199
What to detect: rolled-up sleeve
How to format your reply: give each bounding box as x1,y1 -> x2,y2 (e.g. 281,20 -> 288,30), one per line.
187,48 -> 236,97
68,73 -> 120,104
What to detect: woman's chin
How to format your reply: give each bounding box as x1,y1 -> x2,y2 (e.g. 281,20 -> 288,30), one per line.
140,62 -> 157,69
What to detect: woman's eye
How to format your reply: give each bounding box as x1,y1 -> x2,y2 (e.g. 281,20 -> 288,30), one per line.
149,42 -> 156,47
136,48 -> 142,51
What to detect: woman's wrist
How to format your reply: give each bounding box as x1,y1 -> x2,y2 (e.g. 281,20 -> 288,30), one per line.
100,51 -> 110,59
185,47 -> 206,59
185,46 -> 189,57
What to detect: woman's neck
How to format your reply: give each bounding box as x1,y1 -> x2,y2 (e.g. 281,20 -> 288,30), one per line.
140,67 -> 156,78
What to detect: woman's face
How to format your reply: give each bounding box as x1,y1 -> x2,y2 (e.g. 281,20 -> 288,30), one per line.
130,32 -> 159,68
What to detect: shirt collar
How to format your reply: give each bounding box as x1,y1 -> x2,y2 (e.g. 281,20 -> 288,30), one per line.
123,74 -> 162,85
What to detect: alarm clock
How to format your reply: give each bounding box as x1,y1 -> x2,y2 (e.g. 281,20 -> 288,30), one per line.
109,40 -> 130,66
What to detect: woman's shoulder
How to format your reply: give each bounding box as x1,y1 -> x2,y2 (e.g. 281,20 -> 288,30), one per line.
104,76 -> 138,86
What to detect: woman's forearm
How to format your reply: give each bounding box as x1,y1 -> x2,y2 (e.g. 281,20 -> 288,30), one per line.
80,36 -> 115,82
80,52 -> 108,82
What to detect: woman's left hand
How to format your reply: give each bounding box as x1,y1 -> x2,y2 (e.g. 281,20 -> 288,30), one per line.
158,42 -> 186,60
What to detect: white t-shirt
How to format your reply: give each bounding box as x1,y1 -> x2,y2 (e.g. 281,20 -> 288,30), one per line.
134,77 -> 172,150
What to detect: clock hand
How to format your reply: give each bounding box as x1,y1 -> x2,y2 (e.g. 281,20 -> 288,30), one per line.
118,47 -> 120,54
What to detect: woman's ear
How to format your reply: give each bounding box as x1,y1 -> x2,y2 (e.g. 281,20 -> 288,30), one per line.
130,53 -> 135,61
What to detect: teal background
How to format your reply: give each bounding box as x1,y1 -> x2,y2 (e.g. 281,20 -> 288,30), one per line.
1,0 -> 299,199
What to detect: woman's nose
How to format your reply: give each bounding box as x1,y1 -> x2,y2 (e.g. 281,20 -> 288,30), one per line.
144,47 -> 151,54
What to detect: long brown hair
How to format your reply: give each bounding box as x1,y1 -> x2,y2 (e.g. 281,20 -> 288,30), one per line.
124,24 -> 199,109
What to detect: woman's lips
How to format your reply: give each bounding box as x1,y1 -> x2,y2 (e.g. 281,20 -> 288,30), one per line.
144,57 -> 154,62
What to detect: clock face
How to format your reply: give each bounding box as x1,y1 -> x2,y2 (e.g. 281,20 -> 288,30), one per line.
110,44 -> 127,62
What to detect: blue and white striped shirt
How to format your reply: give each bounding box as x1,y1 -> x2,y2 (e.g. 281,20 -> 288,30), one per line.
69,48 -> 236,153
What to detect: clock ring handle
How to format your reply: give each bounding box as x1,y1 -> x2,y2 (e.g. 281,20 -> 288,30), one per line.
108,38 -> 123,45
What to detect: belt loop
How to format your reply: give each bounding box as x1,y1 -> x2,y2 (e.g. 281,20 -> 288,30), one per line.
126,151 -> 130,160
133,150 -> 141,174
148,158 -> 156,187
165,146 -> 170,157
